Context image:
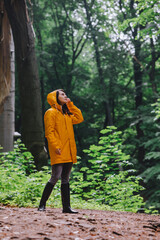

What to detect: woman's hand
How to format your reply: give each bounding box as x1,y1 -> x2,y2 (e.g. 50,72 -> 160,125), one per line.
66,98 -> 71,103
55,148 -> 61,155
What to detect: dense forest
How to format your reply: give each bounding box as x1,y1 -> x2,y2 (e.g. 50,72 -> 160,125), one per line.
0,0 -> 160,212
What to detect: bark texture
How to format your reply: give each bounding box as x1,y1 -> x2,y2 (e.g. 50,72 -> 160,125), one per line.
0,31 -> 15,152
4,0 -> 48,169
0,0 -> 11,112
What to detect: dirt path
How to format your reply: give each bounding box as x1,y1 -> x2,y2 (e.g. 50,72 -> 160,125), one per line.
0,206 -> 160,240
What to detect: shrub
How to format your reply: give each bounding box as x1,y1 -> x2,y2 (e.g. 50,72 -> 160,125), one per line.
0,140 -> 60,207
71,126 -> 144,212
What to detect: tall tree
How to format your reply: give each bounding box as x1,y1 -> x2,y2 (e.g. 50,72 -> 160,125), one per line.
0,1 -> 14,151
0,0 -> 11,112
83,0 -> 113,126
0,32 -> 15,152
4,0 -> 48,169
46,0 -> 88,94
117,0 -> 145,166
117,0 -> 160,168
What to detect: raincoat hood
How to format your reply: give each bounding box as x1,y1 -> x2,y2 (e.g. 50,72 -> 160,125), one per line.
47,90 -> 61,111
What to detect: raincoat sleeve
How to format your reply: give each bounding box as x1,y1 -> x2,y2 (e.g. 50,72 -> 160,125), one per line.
67,101 -> 84,125
44,110 -> 62,150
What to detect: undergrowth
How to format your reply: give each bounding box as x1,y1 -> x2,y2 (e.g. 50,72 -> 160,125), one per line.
0,128 -> 159,214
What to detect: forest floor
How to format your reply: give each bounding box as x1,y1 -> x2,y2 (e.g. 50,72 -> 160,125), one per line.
0,206 -> 160,240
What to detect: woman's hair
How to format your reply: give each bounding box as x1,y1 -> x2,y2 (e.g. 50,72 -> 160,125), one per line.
56,90 -> 72,115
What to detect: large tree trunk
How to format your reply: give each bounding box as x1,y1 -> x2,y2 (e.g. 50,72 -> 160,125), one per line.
0,0 -> 11,112
0,30 -> 15,152
83,0 -> 113,126
4,0 -> 48,169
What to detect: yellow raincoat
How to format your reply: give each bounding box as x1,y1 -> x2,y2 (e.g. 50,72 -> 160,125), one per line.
44,90 -> 84,165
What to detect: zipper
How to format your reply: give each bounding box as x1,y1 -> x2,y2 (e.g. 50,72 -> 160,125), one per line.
63,114 -> 73,160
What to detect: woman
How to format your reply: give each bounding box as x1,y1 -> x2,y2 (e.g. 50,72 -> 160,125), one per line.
38,89 -> 84,213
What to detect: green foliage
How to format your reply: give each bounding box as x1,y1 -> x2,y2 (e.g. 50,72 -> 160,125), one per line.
71,126 -> 144,213
0,139 -> 36,175
0,133 -> 159,214
152,99 -> 160,121
12,0 -> 160,213
118,0 -> 160,37
0,140 -> 60,207
0,140 -> 110,210
138,100 -> 160,211
135,0 -> 160,36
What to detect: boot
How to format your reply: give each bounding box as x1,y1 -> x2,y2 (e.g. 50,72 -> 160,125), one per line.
38,182 -> 54,211
61,183 -> 78,214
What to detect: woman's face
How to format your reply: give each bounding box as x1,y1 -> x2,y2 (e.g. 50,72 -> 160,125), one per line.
58,90 -> 68,105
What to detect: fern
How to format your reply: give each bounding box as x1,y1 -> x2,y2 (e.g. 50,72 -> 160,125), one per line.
141,163 -> 160,182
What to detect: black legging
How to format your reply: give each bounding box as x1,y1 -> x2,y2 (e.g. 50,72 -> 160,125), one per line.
48,162 -> 73,185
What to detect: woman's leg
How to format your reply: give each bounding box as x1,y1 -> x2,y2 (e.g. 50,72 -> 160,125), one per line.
38,164 -> 63,211
49,163 -> 63,185
61,163 -> 78,213
61,162 -> 73,184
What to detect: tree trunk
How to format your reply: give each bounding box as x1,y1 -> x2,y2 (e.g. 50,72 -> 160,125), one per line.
83,0 -> 113,126
0,30 -> 14,152
0,0 -> 11,112
129,0 -> 145,167
4,0 -> 48,169
149,37 -> 157,99
132,35 -> 145,166
36,26 -> 46,117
